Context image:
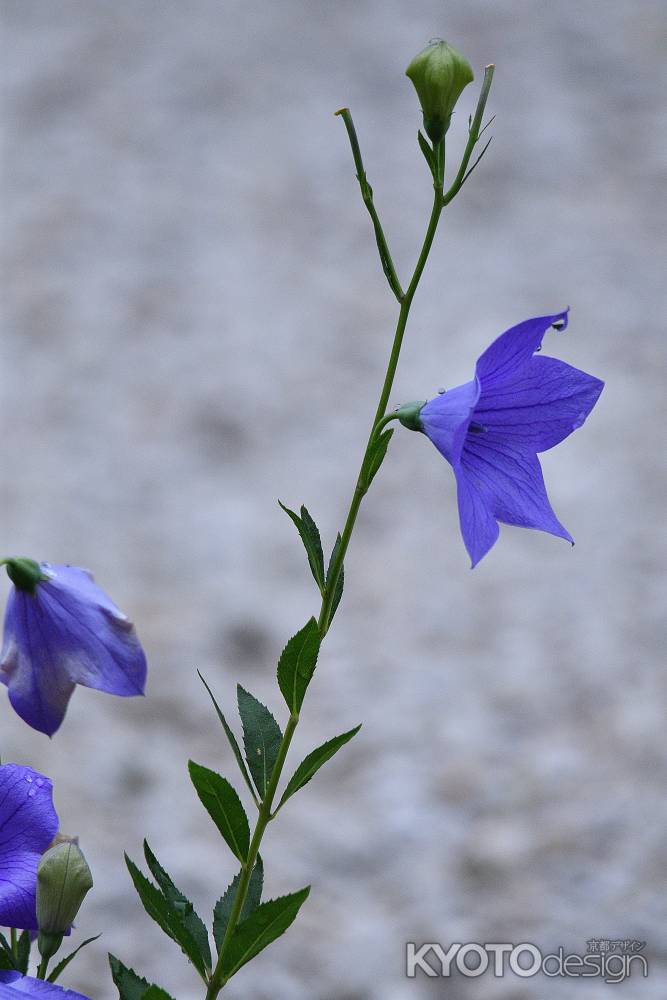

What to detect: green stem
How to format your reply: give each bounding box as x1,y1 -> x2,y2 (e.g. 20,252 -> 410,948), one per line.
10,928 -> 17,959
443,64 -> 495,206
36,957 -> 49,980
205,134 -> 447,1000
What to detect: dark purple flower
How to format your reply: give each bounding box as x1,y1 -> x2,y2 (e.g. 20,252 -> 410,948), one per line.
0,972 -> 89,999
1,563 -> 147,737
0,763 -> 58,930
403,310 -> 604,566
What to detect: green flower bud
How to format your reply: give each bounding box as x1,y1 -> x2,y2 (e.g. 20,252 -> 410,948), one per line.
396,400 -> 426,432
406,40 -> 474,144
37,840 -> 93,948
3,557 -> 47,594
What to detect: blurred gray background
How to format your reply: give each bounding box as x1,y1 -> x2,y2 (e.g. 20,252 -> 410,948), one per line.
1,1 -> 665,998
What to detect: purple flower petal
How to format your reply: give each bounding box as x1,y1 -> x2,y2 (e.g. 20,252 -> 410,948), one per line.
458,438 -> 572,566
418,379 -> 480,465
1,564 -> 147,737
0,972 -> 90,999
474,356 -> 604,452
475,310 -> 569,386
0,764 -> 59,930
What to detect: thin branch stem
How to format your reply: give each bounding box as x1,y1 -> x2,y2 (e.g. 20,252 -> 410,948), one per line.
442,64 -> 495,206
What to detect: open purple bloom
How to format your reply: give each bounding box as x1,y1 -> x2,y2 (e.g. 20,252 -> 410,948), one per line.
0,763 -> 58,930
406,310 -> 604,566
0,972 -> 89,999
1,563 -> 147,737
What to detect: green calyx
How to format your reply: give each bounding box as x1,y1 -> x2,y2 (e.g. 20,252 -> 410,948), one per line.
406,40 -> 474,144
3,557 -> 47,594
396,400 -> 426,432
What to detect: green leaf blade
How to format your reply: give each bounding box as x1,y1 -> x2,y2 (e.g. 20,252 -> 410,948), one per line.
140,989 -> 176,1000
213,856 -> 264,953
279,501 -> 325,592
124,855 -> 208,980
108,955 -> 152,1000
198,671 -> 259,806
188,761 -> 250,863
325,535 -> 345,625
143,841 -> 211,970
363,427 -> 394,488
237,687 -> 283,799
276,618 -> 321,714
221,887 -> 310,980
278,725 -> 361,809
47,934 -> 101,983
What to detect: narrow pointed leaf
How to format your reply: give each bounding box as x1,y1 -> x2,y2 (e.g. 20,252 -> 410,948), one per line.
16,931 -> 30,974
188,761 -> 250,862
279,501 -> 325,592
124,854 -> 208,979
213,856 -> 264,952
47,934 -> 101,983
362,428 -> 394,488
278,725 -> 362,809
276,618 -> 321,713
143,841 -> 211,969
108,955 -> 152,1000
140,990 -> 176,1000
325,535 -> 345,624
221,887 -> 310,979
198,671 -> 259,806
237,687 -> 283,799
417,130 -> 436,176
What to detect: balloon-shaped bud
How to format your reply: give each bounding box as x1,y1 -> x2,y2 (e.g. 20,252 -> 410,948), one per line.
406,40 -> 474,144
37,840 -> 93,959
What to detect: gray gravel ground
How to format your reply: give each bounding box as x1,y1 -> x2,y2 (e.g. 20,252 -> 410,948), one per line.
1,2 -> 666,998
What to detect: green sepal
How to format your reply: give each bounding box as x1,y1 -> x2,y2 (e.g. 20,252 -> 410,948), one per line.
188,761 -> 250,863
143,841 -> 211,970
3,557 -> 47,594
220,887 -> 310,980
237,686 -> 283,799
361,428 -> 394,489
325,535 -> 344,625
276,618 -> 321,714
108,955 -> 171,1000
278,502 -> 326,593
124,854 -> 209,980
277,725 -> 362,810
47,935 -> 101,983
417,130 -> 436,177
198,671 -> 259,807
213,856 -> 264,952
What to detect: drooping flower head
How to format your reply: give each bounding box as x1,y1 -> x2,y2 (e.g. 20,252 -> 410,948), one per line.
0,763 -> 59,931
398,310 -> 604,566
1,561 -> 147,736
0,971 -> 90,999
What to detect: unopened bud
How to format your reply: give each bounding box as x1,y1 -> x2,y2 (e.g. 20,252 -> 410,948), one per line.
406,40 -> 474,144
37,841 -> 93,948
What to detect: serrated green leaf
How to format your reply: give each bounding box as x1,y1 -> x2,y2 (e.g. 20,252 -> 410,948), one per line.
0,933 -> 17,971
143,841 -> 211,970
140,989 -> 176,1000
213,856 -> 264,952
363,428 -> 394,488
279,501 -> 325,592
47,934 -> 101,983
237,687 -> 283,799
325,535 -> 345,625
188,762 -> 250,862
221,887 -> 310,979
276,618 -> 321,714
124,854 -> 208,980
198,670 -> 259,807
418,129 -> 436,176
108,955 -> 151,1000
277,724 -> 361,809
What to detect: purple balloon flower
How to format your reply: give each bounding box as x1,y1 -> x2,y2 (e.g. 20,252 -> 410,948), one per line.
402,310 -> 604,566
0,763 -> 58,930
1,563 -> 147,737
0,972 -> 89,999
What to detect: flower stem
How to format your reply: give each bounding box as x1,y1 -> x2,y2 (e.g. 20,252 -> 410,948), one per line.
205,150 -> 445,1000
